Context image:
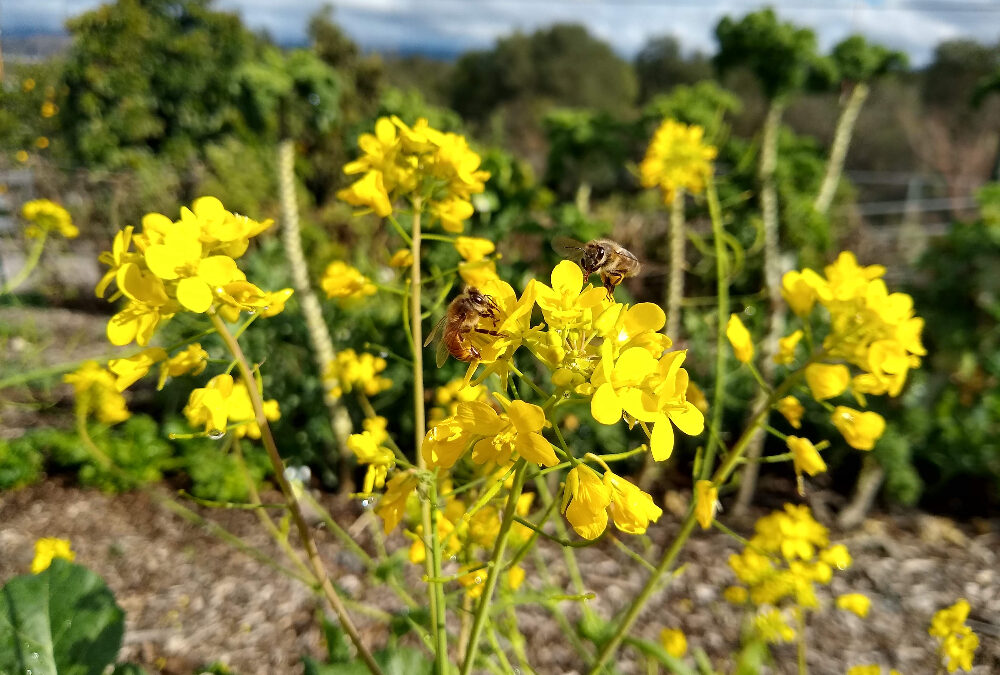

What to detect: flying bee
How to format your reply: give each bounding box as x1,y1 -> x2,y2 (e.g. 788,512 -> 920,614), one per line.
424,287 -> 502,367
552,237 -> 641,299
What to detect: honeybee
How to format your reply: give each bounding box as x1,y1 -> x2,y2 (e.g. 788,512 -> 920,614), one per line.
424,287 -> 502,367
552,237 -> 641,298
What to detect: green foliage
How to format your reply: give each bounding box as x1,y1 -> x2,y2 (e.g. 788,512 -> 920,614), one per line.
634,36 -> 713,102
714,9 -> 823,100
830,35 -> 908,83
977,182 -> 1000,226
0,559 -> 125,675
642,80 -> 743,133
304,620 -> 432,675
543,109 -> 638,198
0,434 -> 45,490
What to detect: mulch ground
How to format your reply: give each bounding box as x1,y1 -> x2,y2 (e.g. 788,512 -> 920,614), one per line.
1,480 -> 997,675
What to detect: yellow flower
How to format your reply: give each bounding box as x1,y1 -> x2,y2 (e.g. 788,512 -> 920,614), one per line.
754,608 -> 795,643
694,480 -> 718,530
421,416 -> 468,469
456,399 -> 558,467
374,471 -> 419,534
837,593 -> 872,618
534,260 -> 609,330
781,269 -> 826,316
31,538 -> 75,574
454,236 -> 495,262
389,248 -> 413,268
348,417 -> 395,495
64,361 -> 130,424
805,363 -> 850,401
787,436 -> 827,477
458,258 -> 500,286
821,543 -> 852,570
776,396 -> 805,429
640,119 -> 717,204
775,330 -> 803,365
23,77 -> 36,91
157,344 -> 209,389
337,170 -> 393,217
107,347 -> 167,391
726,314 -> 753,363
15,150 -> 29,163
324,349 -> 392,399
930,599 -> 979,673
604,470 -> 663,535
562,465 -> 612,540
41,101 -> 58,117
21,199 -> 78,239
724,586 -> 748,604
831,406 -> 885,450
35,136 -> 50,149
659,628 -> 687,658
182,374 -> 280,438
320,261 -> 377,303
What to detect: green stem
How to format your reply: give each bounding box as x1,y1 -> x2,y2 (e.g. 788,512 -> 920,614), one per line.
795,605 -> 808,675
209,312 -> 383,675
460,459 -> 528,675
1,231 -> 47,295
408,199 -> 448,671
701,176 -> 729,481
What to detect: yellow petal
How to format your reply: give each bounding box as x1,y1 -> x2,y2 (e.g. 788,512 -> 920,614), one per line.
515,432 -> 558,467
198,255 -> 239,286
624,303 -> 666,335
177,277 -> 214,313
508,400 -> 547,434
551,260 -> 583,296
455,400 -> 506,435
591,383 -> 623,425
650,416 -> 675,461
671,402 -> 705,436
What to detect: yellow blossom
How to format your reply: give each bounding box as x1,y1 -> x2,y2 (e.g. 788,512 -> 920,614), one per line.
930,599 -> 979,673
640,119 -> 717,203
157,344 -> 209,389
837,593 -> 872,618
726,314 -> 754,363
694,480 -> 718,530
23,78 -> 36,91
787,436 -> 827,477
458,258 -> 500,286
454,236 -> 495,262
562,465 -> 612,540
775,330 -> 803,365
724,586 -> 749,604
659,628 -> 687,658
389,248 -> 413,268
108,347 -> 167,391
831,406 -> 885,450
41,101 -> 58,117
348,417 -> 395,495
324,349 -> 392,398
781,269 -> 826,316
31,538 -> 75,574
22,199 -> 78,239
182,374 -> 280,439
457,399 -> 558,467
776,396 -> 805,429
320,261 -> 377,303
35,136 -> 50,149
15,150 -> 29,163
754,608 -> 796,643
64,361 -> 130,424
604,470 -> 663,535
805,363 -> 850,401
374,471 -> 419,534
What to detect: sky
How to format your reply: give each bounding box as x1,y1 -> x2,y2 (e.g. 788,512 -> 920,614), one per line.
5,0 -> 1000,64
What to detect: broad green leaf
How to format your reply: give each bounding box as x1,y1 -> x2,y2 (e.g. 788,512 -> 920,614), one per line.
0,559 -> 125,675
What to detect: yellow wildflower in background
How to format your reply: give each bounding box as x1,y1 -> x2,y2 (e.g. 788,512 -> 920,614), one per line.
64,361 -> 130,424
348,417 -> 395,495
775,330 -> 803,365
108,347 -> 167,391
776,396 -> 805,429
694,480 -> 718,530
374,471 -> 419,534
31,538 -> 75,574
726,314 -> 754,363
831,407 -> 885,451
320,261 -> 376,303
182,374 -> 280,439
659,628 -> 687,658
787,436 -> 827,478
640,119 -> 717,204
157,343 -> 209,389
929,599 -> 979,673
15,150 -> 29,163
562,465 -> 612,540
35,136 -> 50,149
837,593 -> 872,618
754,608 -> 796,643
388,248 -> 413,268
430,378 -> 487,423
23,77 -> 36,91
324,349 -> 392,399
22,199 -> 78,239
454,236 -> 495,262
805,363 -> 850,401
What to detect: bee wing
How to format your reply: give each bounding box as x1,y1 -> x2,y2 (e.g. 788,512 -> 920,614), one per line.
436,336 -> 450,368
552,237 -> 586,260
424,314 -> 447,348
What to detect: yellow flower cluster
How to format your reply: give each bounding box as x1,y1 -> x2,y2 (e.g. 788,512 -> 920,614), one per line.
321,261 -> 377,304
22,199 -> 78,239
348,417 -> 395,495
640,119 -> 717,204
96,197 -> 291,346
64,361 -> 130,424
31,537 -> 75,574
182,373 -> 280,439
561,464 -> 663,539
659,628 -> 687,659
107,344 -> 209,392
929,599 -> 979,673
324,349 -> 392,399
338,116 -> 490,232
429,378 -> 488,424
454,236 -> 500,285
727,505 -> 851,612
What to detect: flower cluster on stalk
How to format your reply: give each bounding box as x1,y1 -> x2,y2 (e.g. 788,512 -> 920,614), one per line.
929,599 -> 979,672
639,119 -> 717,204
22,199 -> 78,239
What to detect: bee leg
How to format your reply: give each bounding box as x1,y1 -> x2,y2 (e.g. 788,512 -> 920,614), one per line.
469,345 -> 481,361
474,328 -> 503,337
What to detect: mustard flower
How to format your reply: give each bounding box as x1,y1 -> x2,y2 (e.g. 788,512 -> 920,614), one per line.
781,268 -> 826,316
453,236 -> 495,262
108,347 -> 167,391
41,101 -> 57,117
754,608 -> 796,643
776,396 -> 805,429
604,470 -> 663,535
325,349 -> 392,399
36,136 -> 50,149
374,471 -> 419,534
157,343 -> 209,389
458,258 -> 500,286
805,363 -> 850,401
640,119 -> 717,204
659,628 -> 687,658
534,260 -> 609,331
430,378 -> 487,423
182,374 -> 280,438
320,261 -> 377,304
724,586 -> 749,604
421,416 -> 468,469
337,170 -> 393,217
562,465 -> 612,540
837,593 -> 872,618
831,406 -> 885,451
787,436 -> 827,478
694,480 -> 718,530
726,314 -> 754,363
31,537 -> 75,574
15,150 -> 29,163
930,599 -> 979,673
348,417 -> 395,495
388,248 -> 413,268
22,199 -> 78,239
775,329 -> 803,366
456,399 -> 558,468
64,361 -> 130,424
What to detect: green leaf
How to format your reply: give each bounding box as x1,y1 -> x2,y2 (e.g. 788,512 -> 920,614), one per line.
322,618 -> 352,664
0,559 -> 125,675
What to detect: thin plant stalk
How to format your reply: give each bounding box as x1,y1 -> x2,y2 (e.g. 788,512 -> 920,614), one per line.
666,189 -> 686,339
814,82 -> 869,216
209,312 -> 384,675
1,231 -> 47,295
408,198 -> 449,672
701,176 -> 730,481
460,458 -> 529,675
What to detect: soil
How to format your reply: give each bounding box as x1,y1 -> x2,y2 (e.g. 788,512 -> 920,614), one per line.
1,480 -> 997,675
